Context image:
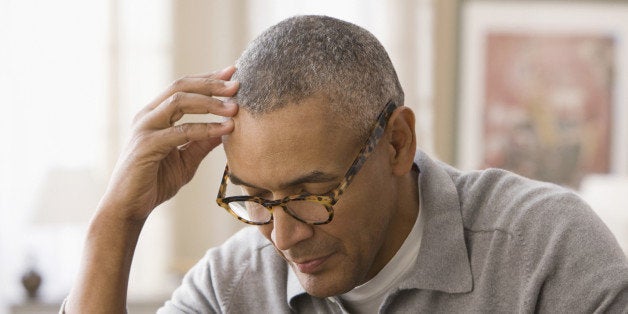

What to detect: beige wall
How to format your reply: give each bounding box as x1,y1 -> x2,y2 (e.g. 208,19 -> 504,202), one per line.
169,0 -> 249,273
433,0 -> 459,164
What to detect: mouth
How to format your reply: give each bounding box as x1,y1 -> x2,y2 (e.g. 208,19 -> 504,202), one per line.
292,253 -> 333,274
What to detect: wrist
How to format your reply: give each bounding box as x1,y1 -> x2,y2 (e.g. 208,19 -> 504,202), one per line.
89,197 -> 147,240
95,188 -> 155,225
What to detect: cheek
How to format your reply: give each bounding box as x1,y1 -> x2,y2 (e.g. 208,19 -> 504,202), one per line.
336,159 -> 395,247
336,195 -> 391,246
336,162 -> 393,226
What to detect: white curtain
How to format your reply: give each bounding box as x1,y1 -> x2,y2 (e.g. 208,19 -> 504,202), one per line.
0,0 -> 174,309
0,0 -> 109,307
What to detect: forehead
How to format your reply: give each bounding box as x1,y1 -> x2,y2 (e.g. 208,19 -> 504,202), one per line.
223,99 -> 360,189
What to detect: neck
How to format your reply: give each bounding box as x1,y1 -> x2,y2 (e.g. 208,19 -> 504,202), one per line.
365,165 -> 421,281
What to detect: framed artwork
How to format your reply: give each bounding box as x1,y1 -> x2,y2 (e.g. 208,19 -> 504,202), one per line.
457,1 -> 628,188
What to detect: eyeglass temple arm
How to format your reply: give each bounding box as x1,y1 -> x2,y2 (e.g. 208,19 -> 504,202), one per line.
333,101 -> 397,199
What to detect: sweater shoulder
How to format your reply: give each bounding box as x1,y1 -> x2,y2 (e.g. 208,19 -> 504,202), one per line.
445,165 -> 589,234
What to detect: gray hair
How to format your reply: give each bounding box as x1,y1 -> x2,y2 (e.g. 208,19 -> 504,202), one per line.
232,15 -> 404,137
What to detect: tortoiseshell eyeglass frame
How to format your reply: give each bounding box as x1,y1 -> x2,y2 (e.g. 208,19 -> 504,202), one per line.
216,100 -> 398,225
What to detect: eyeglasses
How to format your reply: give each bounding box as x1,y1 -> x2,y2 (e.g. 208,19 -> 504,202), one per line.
216,100 -> 398,225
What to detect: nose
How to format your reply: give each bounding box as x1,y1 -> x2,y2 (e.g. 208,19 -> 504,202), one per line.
270,205 -> 314,251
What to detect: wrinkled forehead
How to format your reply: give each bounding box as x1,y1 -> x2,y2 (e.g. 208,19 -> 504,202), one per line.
222,101 -> 360,190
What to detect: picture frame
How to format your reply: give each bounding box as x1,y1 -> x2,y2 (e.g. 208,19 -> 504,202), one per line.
457,0 -> 628,188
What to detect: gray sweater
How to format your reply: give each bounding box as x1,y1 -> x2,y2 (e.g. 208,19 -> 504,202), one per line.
159,150 -> 628,313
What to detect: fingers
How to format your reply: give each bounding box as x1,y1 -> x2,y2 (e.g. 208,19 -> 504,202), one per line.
128,66 -> 239,161
134,66 -> 238,125
186,65 -> 237,80
146,92 -> 238,129
155,119 -> 235,150
165,76 -> 238,102
148,66 -> 238,111
132,65 -> 239,129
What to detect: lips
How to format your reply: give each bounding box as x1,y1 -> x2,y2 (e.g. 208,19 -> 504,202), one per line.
293,254 -> 332,274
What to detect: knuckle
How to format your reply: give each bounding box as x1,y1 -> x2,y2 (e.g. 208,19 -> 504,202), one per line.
134,131 -> 150,144
132,110 -> 146,124
171,76 -> 190,90
204,123 -> 219,137
127,131 -> 151,151
169,91 -> 185,106
203,77 -> 219,88
174,124 -> 192,142
174,123 -> 218,141
202,77 -> 215,85
174,123 -> 188,134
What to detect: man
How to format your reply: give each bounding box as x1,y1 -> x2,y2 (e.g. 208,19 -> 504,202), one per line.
66,15 -> 627,313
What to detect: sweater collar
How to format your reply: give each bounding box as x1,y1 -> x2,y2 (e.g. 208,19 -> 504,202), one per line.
399,150 -> 473,293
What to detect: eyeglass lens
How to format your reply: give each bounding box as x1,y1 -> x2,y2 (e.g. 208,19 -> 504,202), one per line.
227,199 -> 329,224
225,178 -> 329,224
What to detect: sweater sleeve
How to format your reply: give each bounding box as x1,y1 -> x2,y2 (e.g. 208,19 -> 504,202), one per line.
157,250 -> 221,314
156,227 -> 290,314
521,190 -> 628,313
157,227 -> 257,314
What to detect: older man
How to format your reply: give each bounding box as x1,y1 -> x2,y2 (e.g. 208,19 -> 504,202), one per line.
66,15 -> 627,313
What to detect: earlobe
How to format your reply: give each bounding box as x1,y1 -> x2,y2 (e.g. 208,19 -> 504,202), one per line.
387,107 -> 417,176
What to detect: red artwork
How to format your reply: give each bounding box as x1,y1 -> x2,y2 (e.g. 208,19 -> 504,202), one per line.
483,33 -> 615,187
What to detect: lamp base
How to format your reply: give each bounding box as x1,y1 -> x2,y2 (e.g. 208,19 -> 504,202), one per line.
21,268 -> 42,299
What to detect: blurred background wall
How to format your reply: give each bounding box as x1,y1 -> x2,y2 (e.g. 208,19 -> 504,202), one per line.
0,0 -> 626,313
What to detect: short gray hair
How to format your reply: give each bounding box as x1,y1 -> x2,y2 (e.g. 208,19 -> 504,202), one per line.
232,15 -> 404,136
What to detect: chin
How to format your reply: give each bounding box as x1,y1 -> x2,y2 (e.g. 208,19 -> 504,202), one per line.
293,265 -> 358,298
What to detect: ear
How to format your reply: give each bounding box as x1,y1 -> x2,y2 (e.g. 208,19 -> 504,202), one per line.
386,106 -> 417,176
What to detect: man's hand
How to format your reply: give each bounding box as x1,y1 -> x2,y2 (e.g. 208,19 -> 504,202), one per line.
103,65 -> 239,222
66,66 -> 239,313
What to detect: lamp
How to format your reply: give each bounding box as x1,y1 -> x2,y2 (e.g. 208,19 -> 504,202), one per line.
23,167 -> 103,300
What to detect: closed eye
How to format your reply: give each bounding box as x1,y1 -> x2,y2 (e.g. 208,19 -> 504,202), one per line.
239,186 -> 271,199
302,183 -> 339,196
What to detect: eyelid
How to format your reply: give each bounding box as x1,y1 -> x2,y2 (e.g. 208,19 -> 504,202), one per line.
250,184 -> 337,199
299,184 -> 338,197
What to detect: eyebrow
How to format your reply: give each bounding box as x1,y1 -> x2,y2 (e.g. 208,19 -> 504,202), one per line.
228,170 -> 340,191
